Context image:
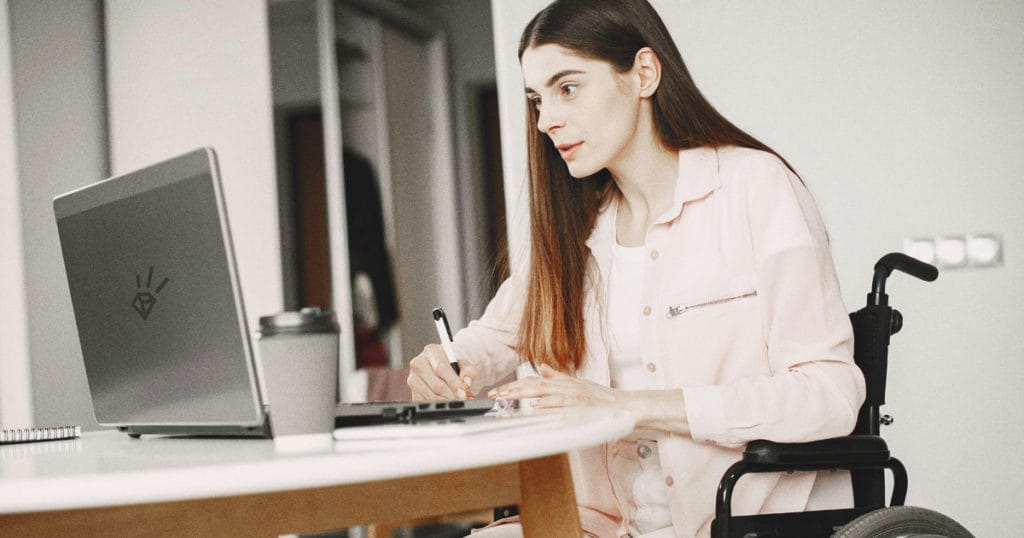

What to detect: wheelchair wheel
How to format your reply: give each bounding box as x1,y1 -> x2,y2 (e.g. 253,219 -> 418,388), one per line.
832,505 -> 974,537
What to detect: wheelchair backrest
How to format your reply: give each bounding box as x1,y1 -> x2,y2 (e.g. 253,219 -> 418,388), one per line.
847,252 -> 937,437
849,305 -> 896,436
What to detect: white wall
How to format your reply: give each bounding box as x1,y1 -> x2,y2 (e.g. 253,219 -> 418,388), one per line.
105,0 -> 283,331
490,0 -> 538,272
0,0 -> 32,428
2,0 -> 283,431
491,1 -> 1024,536
5,0 -> 109,430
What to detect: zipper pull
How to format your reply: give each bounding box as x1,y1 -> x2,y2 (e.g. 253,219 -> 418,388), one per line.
666,305 -> 686,318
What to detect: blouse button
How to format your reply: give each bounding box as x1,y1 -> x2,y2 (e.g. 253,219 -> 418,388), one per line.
646,362 -> 657,373
665,476 -> 674,487
649,249 -> 660,260
637,444 -> 652,459
642,306 -> 652,316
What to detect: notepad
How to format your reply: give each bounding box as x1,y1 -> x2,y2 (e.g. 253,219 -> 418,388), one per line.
332,411 -> 561,441
0,426 -> 81,445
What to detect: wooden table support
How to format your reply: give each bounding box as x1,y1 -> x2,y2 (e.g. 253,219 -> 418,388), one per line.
519,453 -> 580,536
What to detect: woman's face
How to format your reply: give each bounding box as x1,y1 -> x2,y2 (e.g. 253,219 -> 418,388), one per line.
521,44 -> 642,178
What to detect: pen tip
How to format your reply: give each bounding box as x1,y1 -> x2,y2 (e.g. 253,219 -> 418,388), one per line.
432,307 -> 444,320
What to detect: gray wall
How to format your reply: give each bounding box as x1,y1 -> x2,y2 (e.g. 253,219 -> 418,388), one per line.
269,0 -> 498,331
8,0 -> 108,430
492,1 -> 1023,536
414,0 -> 497,320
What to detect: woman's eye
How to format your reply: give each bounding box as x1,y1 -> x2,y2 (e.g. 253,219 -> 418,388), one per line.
561,84 -> 577,97
528,95 -> 542,109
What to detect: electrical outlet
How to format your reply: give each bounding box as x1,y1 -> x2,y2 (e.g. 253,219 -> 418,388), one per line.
935,236 -> 968,268
966,233 -> 1002,267
903,237 -> 936,265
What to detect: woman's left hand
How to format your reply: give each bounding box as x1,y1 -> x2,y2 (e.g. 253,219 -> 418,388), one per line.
487,364 -> 625,410
487,364 -> 692,435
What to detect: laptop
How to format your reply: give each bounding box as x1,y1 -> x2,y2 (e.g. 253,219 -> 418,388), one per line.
54,147 -> 493,438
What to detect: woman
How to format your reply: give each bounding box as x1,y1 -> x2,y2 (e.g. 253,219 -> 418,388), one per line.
407,0 -> 865,536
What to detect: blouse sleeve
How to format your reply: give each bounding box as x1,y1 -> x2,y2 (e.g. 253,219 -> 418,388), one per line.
683,153 -> 866,447
451,268 -> 527,388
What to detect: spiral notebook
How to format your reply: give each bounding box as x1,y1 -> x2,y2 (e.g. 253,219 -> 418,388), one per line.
0,426 -> 81,445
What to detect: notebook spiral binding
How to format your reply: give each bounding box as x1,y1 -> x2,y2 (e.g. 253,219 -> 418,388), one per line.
0,426 -> 81,445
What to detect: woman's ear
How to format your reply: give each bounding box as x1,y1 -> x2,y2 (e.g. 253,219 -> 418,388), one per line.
634,47 -> 662,98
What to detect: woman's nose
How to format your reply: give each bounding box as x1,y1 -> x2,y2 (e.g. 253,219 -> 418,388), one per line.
537,104 -> 563,133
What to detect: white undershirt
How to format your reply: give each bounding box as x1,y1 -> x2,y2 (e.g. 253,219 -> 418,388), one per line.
607,241 -> 673,537
608,242 -> 645,389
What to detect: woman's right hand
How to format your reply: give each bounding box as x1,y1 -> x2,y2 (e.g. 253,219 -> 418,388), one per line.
407,344 -> 477,401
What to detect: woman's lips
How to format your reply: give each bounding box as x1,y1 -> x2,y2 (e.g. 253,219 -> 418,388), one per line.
557,142 -> 582,160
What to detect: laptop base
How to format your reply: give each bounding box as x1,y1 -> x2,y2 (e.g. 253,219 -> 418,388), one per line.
117,399 -> 496,438
118,415 -> 271,439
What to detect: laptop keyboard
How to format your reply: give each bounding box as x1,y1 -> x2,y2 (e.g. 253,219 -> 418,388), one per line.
334,399 -> 495,427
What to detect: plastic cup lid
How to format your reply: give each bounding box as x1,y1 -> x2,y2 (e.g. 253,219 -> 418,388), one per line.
258,307 -> 340,336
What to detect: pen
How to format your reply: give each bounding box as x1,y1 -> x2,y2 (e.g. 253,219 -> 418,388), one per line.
432,307 -> 460,375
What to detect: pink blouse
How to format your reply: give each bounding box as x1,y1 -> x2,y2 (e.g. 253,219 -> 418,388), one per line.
453,146 -> 865,537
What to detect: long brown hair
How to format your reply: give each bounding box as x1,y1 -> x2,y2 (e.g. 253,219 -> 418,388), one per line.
517,0 -> 792,372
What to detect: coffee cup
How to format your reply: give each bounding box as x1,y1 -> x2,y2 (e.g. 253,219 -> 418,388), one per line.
258,307 -> 339,450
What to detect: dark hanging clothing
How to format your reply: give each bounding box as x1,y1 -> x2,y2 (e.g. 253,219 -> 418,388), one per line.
343,148 -> 399,333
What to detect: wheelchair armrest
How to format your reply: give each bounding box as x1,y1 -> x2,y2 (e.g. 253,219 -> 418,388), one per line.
743,435 -> 890,468
715,435 -> 908,536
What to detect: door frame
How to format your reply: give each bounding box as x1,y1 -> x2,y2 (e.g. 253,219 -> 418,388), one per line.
317,0 -> 463,399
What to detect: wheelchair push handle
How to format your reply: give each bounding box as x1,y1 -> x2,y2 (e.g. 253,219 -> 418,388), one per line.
869,253 -> 938,306
875,252 -> 939,283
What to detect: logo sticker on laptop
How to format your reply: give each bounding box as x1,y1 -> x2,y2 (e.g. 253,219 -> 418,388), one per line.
132,266 -> 169,320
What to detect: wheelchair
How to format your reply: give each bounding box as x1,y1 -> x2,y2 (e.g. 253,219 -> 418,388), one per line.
711,253 -> 974,537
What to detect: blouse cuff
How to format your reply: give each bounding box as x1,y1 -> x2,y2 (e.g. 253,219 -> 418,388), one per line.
682,385 -> 730,445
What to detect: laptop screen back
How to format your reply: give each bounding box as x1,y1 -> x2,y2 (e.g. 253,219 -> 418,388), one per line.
54,148 -> 262,427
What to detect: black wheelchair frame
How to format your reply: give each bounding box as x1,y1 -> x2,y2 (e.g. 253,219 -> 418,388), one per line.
711,253 -> 939,537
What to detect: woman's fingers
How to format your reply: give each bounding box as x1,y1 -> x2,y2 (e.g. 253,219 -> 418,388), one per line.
407,344 -> 476,400
408,346 -> 455,399
408,368 -> 446,400
456,360 -> 478,398
487,372 -> 574,400
487,364 -> 617,408
531,392 -> 570,409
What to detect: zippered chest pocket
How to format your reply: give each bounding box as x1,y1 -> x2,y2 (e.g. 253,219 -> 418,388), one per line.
666,290 -> 757,319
